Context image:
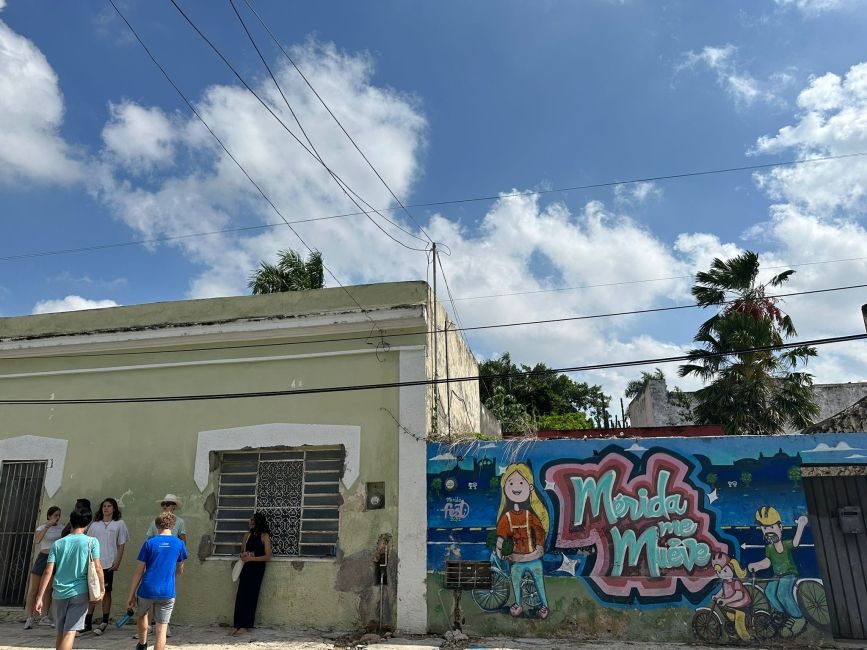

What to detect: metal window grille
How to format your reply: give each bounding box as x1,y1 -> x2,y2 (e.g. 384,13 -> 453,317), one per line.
0,461 -> 47,606
213,447 -> 342,558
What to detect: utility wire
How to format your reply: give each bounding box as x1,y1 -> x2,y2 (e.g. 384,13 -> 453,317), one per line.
240,0 -> 434,244
227,0 -> 427,251
1,333 -> 863,405
169,0 -> 426,252
2,282 -> 864,361
108,0 -> 381,331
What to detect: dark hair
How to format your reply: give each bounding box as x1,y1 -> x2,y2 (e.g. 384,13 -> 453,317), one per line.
69,507 -> 93,529
155,511 -> 176,531
100,498 -> 122,521
75,498 -> 91,510
250,512 -> 270,535
47,506 -> 61,518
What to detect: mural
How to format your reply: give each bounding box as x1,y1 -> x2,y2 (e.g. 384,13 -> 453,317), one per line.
427,434 -> 867,643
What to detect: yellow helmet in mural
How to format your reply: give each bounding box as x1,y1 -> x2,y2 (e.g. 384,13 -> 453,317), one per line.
755,506 -> 782,526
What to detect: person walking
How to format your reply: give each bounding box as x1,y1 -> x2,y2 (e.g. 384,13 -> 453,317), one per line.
128,511 -> 187,650
60,499 -> 91,538
85,498 -> 129,635
34,506 -> 105,650
231,513 -> 272,636
24,506 -> 62,630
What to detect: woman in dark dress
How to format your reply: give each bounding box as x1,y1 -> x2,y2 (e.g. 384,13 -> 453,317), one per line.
231,513 -> 272,635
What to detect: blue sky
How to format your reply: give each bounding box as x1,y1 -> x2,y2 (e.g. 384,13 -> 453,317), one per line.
1,0 -> 866,399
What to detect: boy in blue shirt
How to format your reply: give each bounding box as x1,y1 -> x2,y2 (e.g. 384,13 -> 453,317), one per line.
127,512 -> 187,650
34,506 -> 105,650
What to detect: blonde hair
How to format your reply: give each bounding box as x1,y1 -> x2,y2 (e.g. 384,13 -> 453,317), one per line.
497,463 -> 549,535
730,559 -> 747,579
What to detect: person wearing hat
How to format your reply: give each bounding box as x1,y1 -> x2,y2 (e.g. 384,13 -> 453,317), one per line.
147,495 -> 186,543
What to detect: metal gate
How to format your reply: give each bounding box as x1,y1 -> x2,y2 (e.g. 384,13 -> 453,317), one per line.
0,461 -> 47,606
803,472 -> 867,640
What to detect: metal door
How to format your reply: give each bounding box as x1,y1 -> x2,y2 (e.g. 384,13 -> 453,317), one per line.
0,461 -> 46,606
803,473 -> 867,640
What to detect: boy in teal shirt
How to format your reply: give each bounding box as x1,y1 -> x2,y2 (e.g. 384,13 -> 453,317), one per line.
35,506 -> 105,650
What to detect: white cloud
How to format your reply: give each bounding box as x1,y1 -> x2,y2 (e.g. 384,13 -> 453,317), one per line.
678,44 -> 787,109
32,295 -> 120,315
0,1 -> 6,11
803,441 -> 862,453
614,181 -> 661,207
774,0 -> 850,15
0,20 -> 81,184
101,101 -> 177,171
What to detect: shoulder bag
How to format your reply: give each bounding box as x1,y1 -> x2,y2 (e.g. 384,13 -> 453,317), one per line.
87,538 -> 102,602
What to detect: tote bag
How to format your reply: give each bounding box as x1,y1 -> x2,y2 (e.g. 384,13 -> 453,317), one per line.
87,538 -> 102,602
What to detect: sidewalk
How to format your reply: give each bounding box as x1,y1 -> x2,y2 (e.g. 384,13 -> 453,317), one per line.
0,622 -> 765,650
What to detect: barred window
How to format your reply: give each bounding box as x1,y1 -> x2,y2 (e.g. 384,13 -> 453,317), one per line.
213,447 -> 343,558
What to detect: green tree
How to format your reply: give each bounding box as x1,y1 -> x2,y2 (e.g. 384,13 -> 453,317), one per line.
479,353 -> 610,427
537,412 -> 592,430
624,368 -> 665,399
788,465 -> 802,487
740,472 -> 753,488
706,472 -> 718,489
249,249 -> 325,294
678,251 -> 819,435
484,384 -> 535,434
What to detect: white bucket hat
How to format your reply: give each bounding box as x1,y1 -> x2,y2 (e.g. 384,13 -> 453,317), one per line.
157,493 -> 183,509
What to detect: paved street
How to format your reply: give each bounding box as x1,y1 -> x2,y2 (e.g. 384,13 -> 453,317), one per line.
0,622 -> 798,650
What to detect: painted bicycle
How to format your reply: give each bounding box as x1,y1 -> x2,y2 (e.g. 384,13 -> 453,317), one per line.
693,576 -> 830,642
471,551 -> 543,616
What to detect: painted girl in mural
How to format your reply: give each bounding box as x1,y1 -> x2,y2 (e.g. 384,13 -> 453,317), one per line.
711,552 -> 752,642
495,463 -> 549,619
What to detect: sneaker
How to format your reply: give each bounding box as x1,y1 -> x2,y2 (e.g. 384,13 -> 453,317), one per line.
80,624 -> 93,635
39,616 -> 54,627
94,622 -> 108,636
136,643 -> 148,650
23,617 -> 33,630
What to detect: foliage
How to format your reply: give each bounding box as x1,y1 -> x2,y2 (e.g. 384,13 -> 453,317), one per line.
248,249 -> 325,294
740,472 -> 753,488
678,251 -> 819,435
788,465 -> 802,485
537,412 -> 592,430
479,353 -> 611,431
624,368 -> 665,399
705,472 -> 718,488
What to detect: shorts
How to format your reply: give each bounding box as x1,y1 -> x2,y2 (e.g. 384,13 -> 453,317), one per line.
137,597 -> 175,625
54,592 -> 88,632
31,552 -> 49,576
102,568 -> 114,593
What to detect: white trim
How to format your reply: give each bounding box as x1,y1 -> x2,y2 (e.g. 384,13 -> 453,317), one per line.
396,348 -> 428,634
0,345 -> 425,380
0,436 -> 68,497
0,307 -> 424,355
194,423 -> 361,492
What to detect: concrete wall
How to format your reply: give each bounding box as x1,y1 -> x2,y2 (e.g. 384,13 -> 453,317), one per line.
0,283 -> 464,633
426,433 -> 867,645
427,298 -> 481,440
627,379 -> 867,433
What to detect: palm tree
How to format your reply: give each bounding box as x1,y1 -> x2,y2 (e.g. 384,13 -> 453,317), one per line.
624,368 -> 665,399
678,251 -> 819,435
248,249 -> 325,294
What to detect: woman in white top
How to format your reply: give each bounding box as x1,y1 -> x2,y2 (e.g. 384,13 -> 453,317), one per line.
24,506 -> 62,630
85,498 -> 129,635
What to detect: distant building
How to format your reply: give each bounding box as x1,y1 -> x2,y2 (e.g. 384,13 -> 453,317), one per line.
627,378 -> 867,433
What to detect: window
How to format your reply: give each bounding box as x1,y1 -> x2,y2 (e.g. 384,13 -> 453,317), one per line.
213,447 -> 343,557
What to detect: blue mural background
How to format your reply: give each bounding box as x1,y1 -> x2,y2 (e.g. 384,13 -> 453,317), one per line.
427,434 -> 867,592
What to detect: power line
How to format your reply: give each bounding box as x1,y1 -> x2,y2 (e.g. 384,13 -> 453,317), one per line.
239,0 -> 434,245
169,0 -> 427,252
108,0 -> 382,332
226,0 -> 427,251
1,333 -> 863,405
2,281 -> 864,361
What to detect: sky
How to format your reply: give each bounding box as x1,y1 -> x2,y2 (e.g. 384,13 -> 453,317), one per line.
1,0 -> 866,403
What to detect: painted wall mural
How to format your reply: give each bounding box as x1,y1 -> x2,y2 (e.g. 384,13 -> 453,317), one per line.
427,434 -> 867,643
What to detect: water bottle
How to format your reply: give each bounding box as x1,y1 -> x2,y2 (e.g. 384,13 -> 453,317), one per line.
115,608 -> 135,629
